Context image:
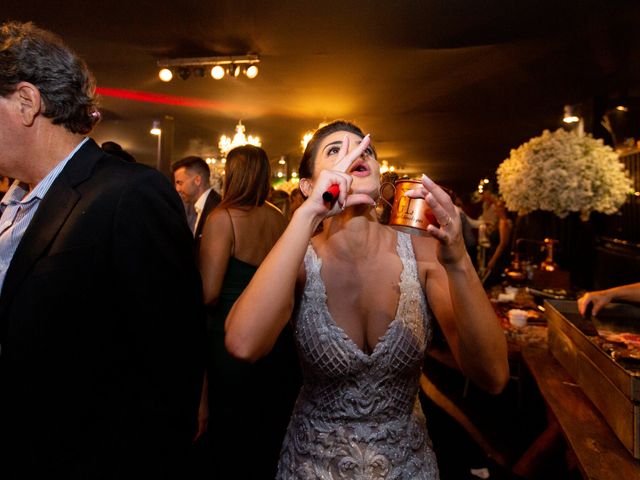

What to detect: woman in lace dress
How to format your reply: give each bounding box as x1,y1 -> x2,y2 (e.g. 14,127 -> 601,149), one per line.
225,121 -> 509,479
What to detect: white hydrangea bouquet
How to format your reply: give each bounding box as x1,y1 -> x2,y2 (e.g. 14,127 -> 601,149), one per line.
497,129 -> 633,220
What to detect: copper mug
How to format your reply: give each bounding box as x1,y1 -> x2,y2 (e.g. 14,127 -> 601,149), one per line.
380,179 -> 438,236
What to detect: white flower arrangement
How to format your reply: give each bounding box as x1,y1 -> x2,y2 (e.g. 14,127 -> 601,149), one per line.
497,129 -> 633,220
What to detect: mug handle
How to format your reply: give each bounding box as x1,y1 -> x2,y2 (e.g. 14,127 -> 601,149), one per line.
379,181 -> 396,208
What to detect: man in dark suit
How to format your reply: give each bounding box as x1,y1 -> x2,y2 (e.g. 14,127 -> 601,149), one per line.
171,156 -> 221,254
0,21 -> 206,479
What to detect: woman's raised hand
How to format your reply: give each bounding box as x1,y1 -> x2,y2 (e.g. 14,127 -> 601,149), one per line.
300,134 -> 376,218
404,174 -> 466,265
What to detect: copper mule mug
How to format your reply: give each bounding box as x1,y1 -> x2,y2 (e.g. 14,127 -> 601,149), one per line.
379,179 -> 439,236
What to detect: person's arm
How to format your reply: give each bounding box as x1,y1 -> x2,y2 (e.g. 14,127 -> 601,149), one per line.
198,209 -> 233,306
466,215 -> 482,229
225,135 -> 375,362
193,372 -> 208,442
577,282 -> 640,316
224,203 -> 318,362
407,175 -> 509,394
486,218 -> 512,272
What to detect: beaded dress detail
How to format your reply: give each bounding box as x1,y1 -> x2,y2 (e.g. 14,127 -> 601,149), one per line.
277,232 -> 439,479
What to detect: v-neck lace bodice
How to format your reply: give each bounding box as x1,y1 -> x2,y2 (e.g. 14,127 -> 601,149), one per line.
277,231 -> 439,479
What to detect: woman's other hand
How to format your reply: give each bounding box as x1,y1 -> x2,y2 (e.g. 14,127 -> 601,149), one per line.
404,174 -> 467,265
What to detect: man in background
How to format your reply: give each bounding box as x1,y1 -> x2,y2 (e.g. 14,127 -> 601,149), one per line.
101,140 -> 136,162
289,187 -> 304,217
172,156 -> 221,253
0,21 -> 205,479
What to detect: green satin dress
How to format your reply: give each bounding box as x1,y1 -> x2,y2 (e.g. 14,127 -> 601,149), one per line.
207,256 -> 300,479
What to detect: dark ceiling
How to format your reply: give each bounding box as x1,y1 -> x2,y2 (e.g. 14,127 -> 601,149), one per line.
4,0 -> 640,193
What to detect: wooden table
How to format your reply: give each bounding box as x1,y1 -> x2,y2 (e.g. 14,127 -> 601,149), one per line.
519,347 -> 640,479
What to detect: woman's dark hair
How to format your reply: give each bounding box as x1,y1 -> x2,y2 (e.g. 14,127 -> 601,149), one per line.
219,145 -> 271,209
0,21 -> 99,134
299,120 -> 375,179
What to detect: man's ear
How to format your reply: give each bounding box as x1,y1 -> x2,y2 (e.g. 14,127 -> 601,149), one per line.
299,178 -> 313,198
15,82 -> 42,126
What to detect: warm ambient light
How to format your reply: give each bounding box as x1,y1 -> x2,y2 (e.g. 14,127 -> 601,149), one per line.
477,178 -> 490,193
245,65 -> 259,79
562,104 -> 581,124
158,68 -> 173,82
211,65 -> 225,79
218,121 -> 262,156
379,160 -> 396,174
150,120 -> 161,135
562,115 -> 580,124
616,105 -> 629,112
301,132 -> 314,151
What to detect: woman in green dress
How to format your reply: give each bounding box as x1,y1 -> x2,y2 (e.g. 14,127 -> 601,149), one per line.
198,145 -> 300,478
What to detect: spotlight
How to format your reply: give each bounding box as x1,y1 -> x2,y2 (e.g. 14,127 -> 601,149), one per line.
150,120 -> 161,136
193,66 -> 206,78
158,68 -> 173,82
178,67 -> 191,80
211,65 -> 225,79
245,65 -> 259,79
228,64 -> 241,78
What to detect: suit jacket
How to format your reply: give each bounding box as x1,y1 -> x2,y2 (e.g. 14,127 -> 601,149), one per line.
0,139 -> 206,479
194,188 -> 221,255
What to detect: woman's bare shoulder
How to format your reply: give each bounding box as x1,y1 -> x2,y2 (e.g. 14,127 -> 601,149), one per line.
263,202 -> 288,228
204,207 -> 232,230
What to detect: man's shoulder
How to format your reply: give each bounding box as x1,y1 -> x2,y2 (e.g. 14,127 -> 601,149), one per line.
65,139 -> 168,189
204,188 -> 221,207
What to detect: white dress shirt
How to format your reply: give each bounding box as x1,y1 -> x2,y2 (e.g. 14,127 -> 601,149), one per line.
193,188 -> 212,237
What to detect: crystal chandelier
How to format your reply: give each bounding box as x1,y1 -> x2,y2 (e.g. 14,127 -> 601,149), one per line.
218,121 -> 261,157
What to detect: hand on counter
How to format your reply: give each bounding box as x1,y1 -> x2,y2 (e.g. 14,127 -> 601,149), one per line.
577,282 -> 640,317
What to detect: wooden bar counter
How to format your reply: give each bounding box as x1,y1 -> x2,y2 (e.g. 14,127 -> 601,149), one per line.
520,347 -> 640,479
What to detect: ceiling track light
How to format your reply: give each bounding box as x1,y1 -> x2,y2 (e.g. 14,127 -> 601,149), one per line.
177,67 -> 191,80
228,64 -> 241,78
157,54 -> 260,82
